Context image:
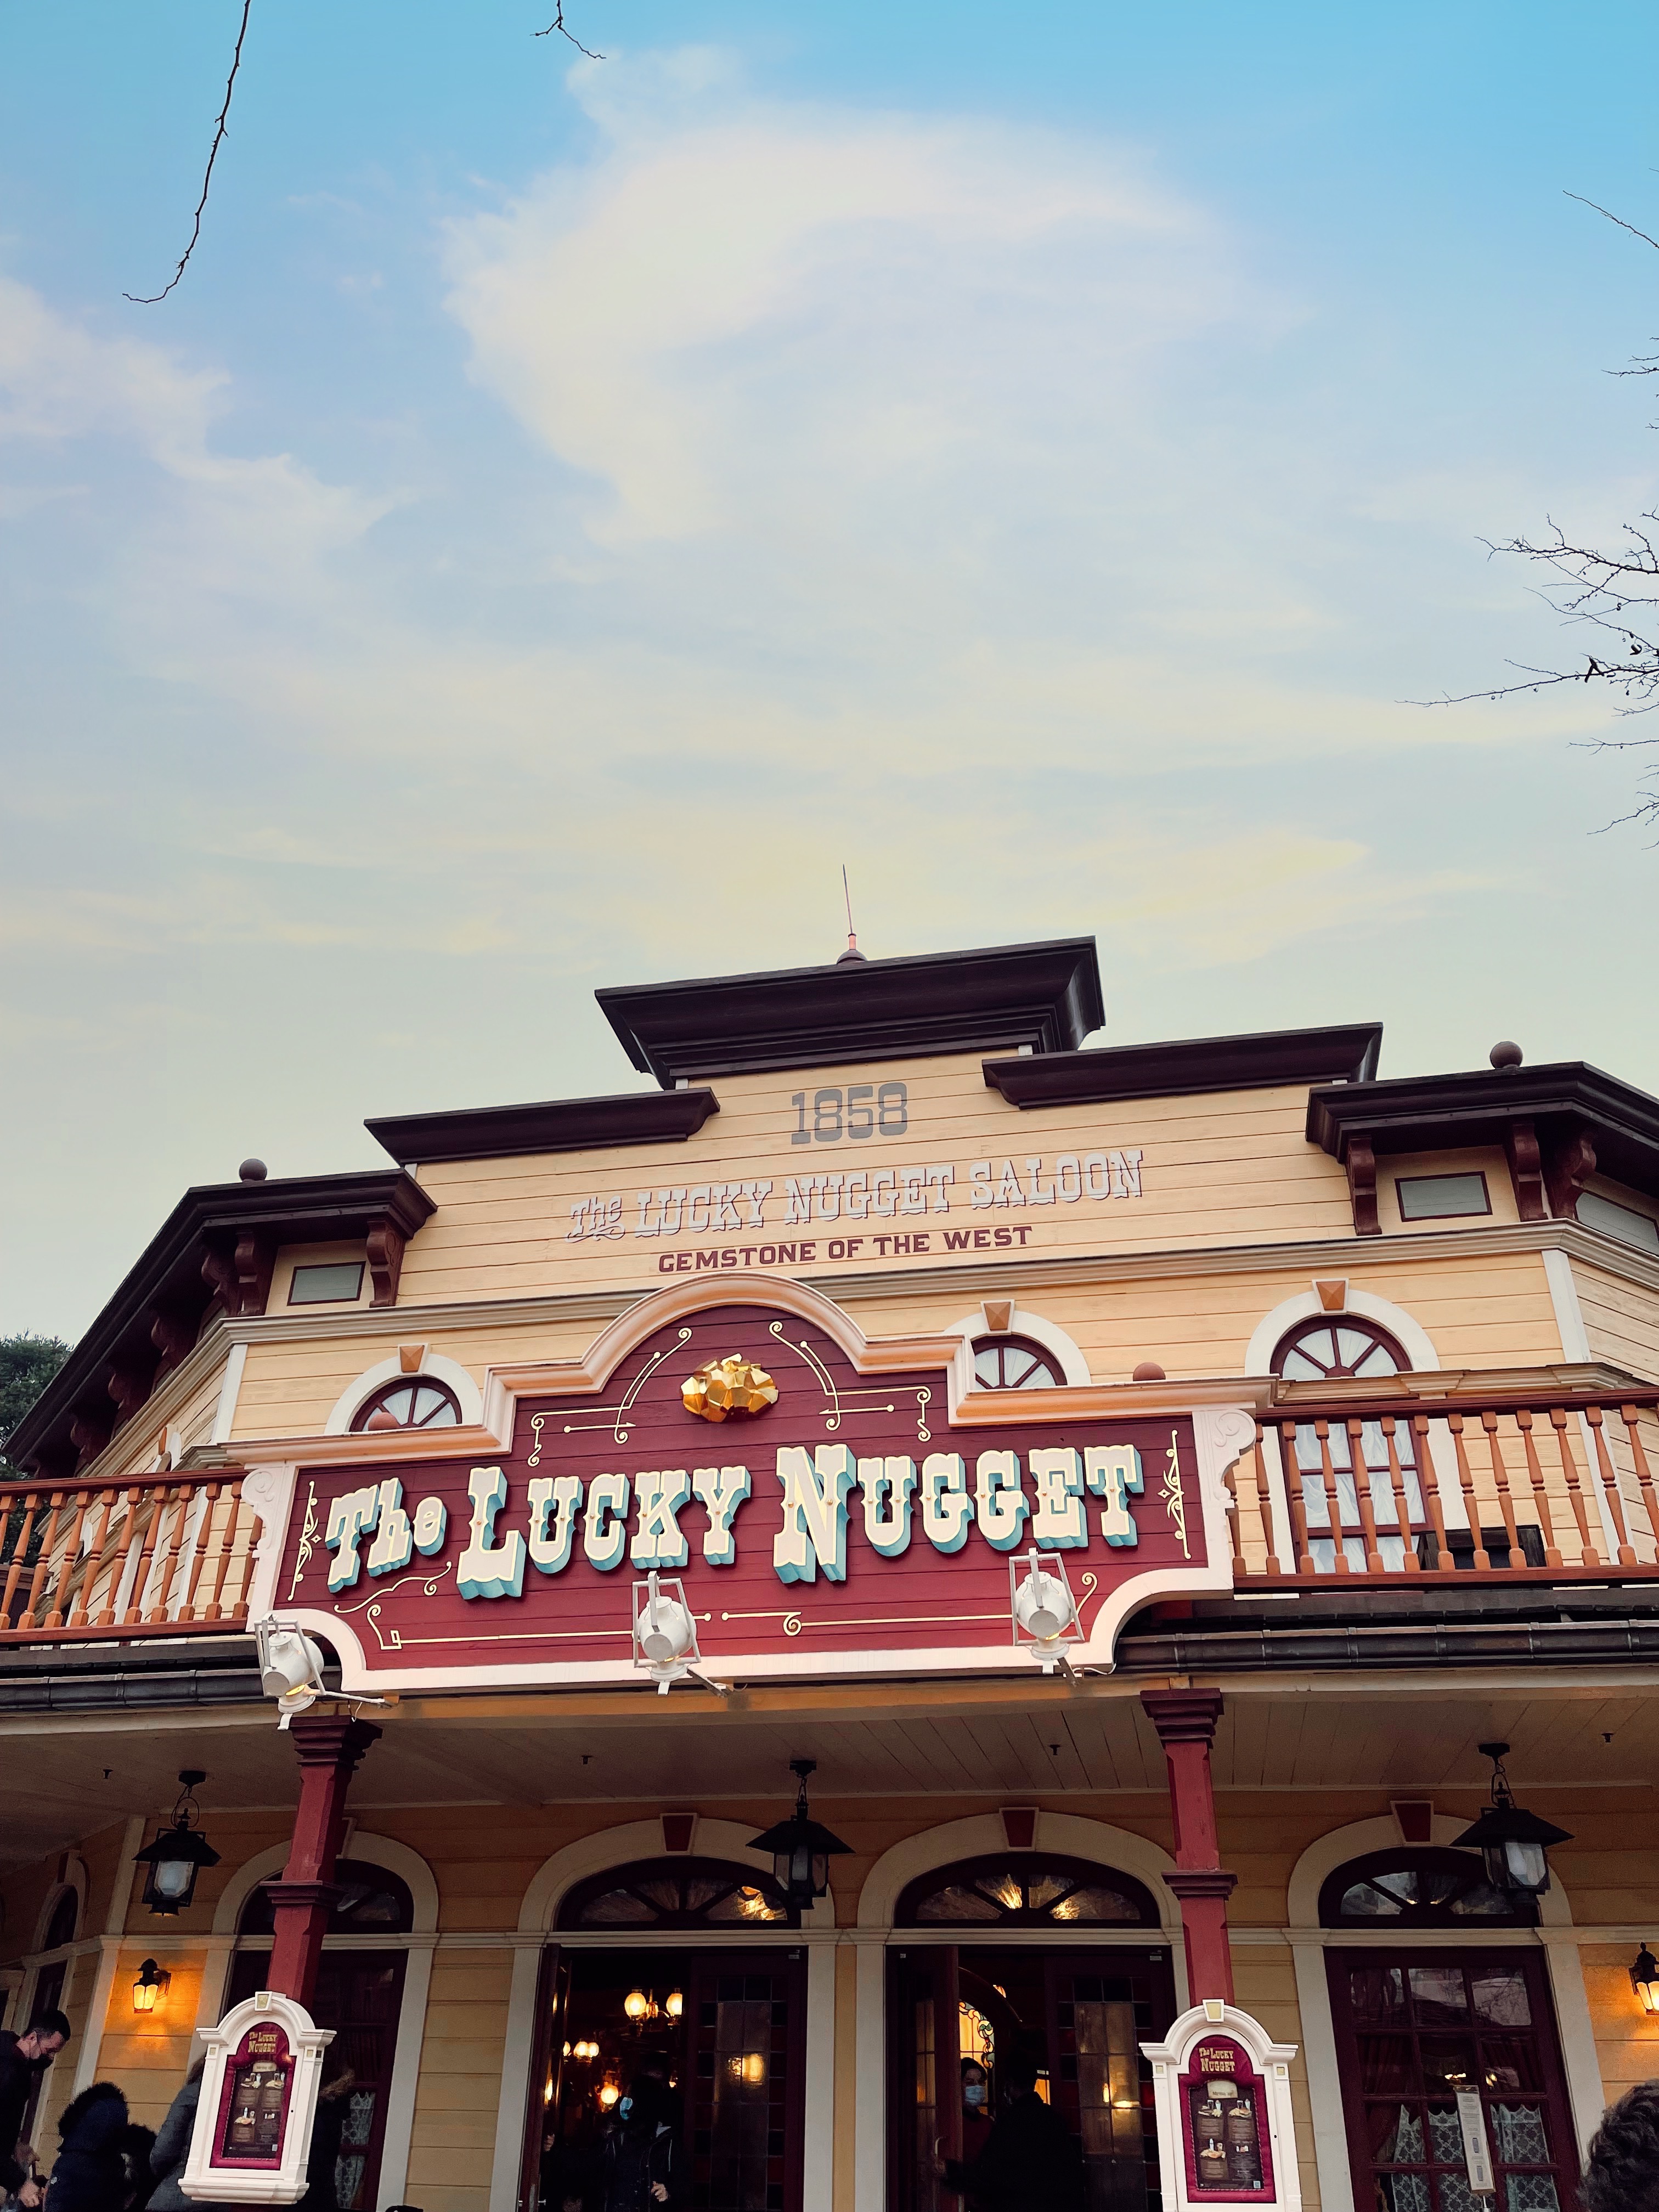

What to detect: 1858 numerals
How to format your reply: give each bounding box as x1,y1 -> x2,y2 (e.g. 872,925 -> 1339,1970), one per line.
790,1082 -> 908,1143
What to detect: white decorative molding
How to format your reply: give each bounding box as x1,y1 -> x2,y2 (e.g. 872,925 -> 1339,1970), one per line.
1141,2002 -> 1302,2212
1243,1286 -> 1441,1378
212,1833 -> 439,1937
32,1858 -> 88,1955
239,1465 -> 300,1623
515,1816 -> 829,1933
943,1306 -> 1093,1388
855,1809 -> 1183,1940
323,1350 -> 483,1437
183,1989 -> 333,2203
210,1342 -> 249,1446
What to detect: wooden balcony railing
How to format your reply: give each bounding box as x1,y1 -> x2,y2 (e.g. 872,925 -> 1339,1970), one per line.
0,1470 -> 253,1643
1224,1388 -> 1659,1584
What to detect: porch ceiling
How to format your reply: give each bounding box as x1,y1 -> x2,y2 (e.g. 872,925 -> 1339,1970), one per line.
2,1675 -> 1654,1871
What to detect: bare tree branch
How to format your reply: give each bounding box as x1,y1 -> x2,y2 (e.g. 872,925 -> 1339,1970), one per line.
536,4 -> 604,59
125,0 -> 253,304
1564,191 -> 1659,256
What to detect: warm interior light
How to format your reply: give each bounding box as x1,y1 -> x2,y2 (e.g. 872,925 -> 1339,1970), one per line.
544,2078 -> 555,2104
665,1990 -> 684,2019
624,1989 -> 650,2022
131,1959 -> 169,2013
742,2053 -> 766,2085
598,2084 -> 620,2108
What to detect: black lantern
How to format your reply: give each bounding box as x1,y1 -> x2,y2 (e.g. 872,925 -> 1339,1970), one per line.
747,1758 -> 850,1915
132,1770 -> 221,1916
1453,1742 -> 1571,1898
1632,1944 -> 1659,2015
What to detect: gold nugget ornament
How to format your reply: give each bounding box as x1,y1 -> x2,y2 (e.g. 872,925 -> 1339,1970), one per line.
682,1356 -> 779,1422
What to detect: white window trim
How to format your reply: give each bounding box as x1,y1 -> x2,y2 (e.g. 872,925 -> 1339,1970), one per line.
323,1350 -> 483,1436
1284,1813 -> 1600,2212
945,1305 -> 1092,1392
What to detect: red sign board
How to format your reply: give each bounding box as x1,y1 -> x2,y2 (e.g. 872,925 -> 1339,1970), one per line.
212,2022 -> 294,2170
273,1301 -> 1230,1691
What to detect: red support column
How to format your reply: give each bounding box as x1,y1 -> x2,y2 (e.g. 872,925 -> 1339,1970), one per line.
1141,1688 -> 1236,2004
263,1716 -> 381,2005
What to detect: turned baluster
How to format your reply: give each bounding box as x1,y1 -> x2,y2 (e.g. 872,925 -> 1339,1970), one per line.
1312,1419 -> 1351,1575
1250,1433 -> 1284,1578
1379,1417 -> 1420,1572
1514,1412 -> 1562,1570
1480,1413 -> 1524,1567
1620,1408 -> 1659,1564
1585,1408 -> 1639,1568
19,1494 -> 68,1630
142,1488 -> 189,1623
1412,1415 -> 1455,1571
65,1492 -> 116,1628
177,1483 -> 221,1622
44,1492 -> 95,1629
1446,1414 -> 1491,1572
1281,1423 -> 1316,1575
1549,1409 -> 1601,1567
1347,1418 -> 1385,1571
0,1494 -> 41,1628
201,1488 -> 240,1622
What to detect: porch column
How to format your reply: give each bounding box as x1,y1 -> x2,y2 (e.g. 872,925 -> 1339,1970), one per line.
264,1715 -> 381,2004
1141,1688 -> 1235,2003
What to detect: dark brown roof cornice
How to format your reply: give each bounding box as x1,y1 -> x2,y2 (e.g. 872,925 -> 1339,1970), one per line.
366,1088 -> 720,1166
1307,1062 -> 1659,1184
984,1022 -> 1381,1108
5,1171 -> 435,1478
596,938 -> 1105,1088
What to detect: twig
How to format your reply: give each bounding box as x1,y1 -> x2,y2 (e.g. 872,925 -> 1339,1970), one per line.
1564,192 -> 1659,256
126,0 -> 253,303
535,3 -> 603,58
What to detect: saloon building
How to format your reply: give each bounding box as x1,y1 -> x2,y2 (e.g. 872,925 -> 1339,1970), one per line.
3,936 -> 1659,2212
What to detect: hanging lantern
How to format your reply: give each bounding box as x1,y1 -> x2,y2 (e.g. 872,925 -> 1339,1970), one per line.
746,1758 -> 851,1915
132,1770 -> 222,1916
665,1990 -> 684,2019
624,1989 -> 651,2023
1452,1743 -> 1571,1898
1631,1945 -> 1659,2015
131,1959 -> 170,2013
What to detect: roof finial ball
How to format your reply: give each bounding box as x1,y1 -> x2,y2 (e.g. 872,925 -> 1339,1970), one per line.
1489,1042 -> 1523,1074
238,1158 -> 268,1183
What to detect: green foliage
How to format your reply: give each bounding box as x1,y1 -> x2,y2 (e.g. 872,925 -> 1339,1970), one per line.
0,1332 -> 72,1481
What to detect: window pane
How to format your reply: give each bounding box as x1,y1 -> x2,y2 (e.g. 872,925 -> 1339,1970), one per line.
578,1887 -> 656,1923
1343,1881 -> 1406,1918
1360,2036 -> 1415,2095
913,1884 -> 1001,1922
1349,1967 -> 1408,2022
1471,1973 -> 1531,2028
1051,1885 -> 1140,1923
1409,1969 -> 1469,2022
1355,1344 -> 1403,1378
704,1886 -> 786,1922
1479,2037 -> 1544,2095
1576,1192 -> 1659,1251
289,1261 -> 365,1305
1425,2107 -> 1465,2164
1418,2039 -> 1480,2092
1396,1174 -> 1491,1222
1503,2181 -> 1560,2212
973,1349 -> 1000,1385
1372,2103 -> 1424,2160
1492,2104 -> 1550,2163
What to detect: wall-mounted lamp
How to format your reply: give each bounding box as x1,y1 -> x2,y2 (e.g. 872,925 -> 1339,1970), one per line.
132,1959 -> 171,2013
1009,1550 -> 1080,1673
1632,1944 -> 1659,2015
1452,1742 -> 1572,1898
132,1771 -> 221,1916
747,1757 -> 850,1915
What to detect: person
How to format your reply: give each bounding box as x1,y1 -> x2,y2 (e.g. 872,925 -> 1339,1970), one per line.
960,2059 -> 993,2159
937,2049 -> 1084,2212
1582,2079 -> 1659,2212
146,2059 -> 206,2212
42,2081 -> 129,2212
115,2119 -> 156,2212
0,2015 -> 72,2211
297,2066 -> 357,2212
582,2058 -> 685,2212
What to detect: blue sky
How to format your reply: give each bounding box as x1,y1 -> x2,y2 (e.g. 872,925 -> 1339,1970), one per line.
2,1 -> 1657,1337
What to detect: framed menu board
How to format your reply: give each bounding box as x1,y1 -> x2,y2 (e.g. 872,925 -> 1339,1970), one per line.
1142,2002 -> 1302,2212
183,1991 -> 335,2205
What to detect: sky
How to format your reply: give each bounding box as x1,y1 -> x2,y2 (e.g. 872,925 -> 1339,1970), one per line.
2,0 -> 1657,1340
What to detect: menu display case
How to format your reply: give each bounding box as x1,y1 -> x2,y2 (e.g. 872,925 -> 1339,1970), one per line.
183,1990 -> 335,2205
1142,2002 -> 1302,2212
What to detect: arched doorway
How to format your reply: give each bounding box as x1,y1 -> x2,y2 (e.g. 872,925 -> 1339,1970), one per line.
523,1857 -> 808,2212
227,1858 -> 415,2212
888,1852 -> 1175,2212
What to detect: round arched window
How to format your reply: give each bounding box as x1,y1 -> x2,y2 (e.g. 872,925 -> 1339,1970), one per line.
972,1336 -> 1063,1391
896,1854 -> 1156,1927
1318,1848 -> 1534,1928
1271,1317 -> 1408,1383
350,1378 -> 461,1432
557,1859 -> 790,1929
236,1859 -> 415,1937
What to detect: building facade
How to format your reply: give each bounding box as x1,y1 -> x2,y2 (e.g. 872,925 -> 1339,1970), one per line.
4,935 -> 1659,2212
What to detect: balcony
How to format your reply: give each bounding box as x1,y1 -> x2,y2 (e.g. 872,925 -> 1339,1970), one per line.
0,1470 -> 254,1641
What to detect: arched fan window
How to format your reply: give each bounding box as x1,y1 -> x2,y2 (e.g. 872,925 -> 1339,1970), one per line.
350,1378 -> 461,1432
1318,1848 -> 1536,1928
236,1859 -> 415,1937
558,1858 -> 791,1930
972,1336 -> 1064,1391
1271,1318 -> 1409,1383
1270,1314 -> 1432,1571
896,1854 -> 1156,1927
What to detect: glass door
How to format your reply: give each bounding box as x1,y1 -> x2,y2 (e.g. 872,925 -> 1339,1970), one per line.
1326,1949 -> 1578,2212
682,1950 -> 808,2212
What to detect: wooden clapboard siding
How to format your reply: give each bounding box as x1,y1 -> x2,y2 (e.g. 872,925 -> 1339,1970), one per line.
1575,1261 -> 1659,1385
405,1947 -> 515,2212
1581,1944 -> 1659,2109
1231,1946 -> 1321,2210
98,1949 -> 208,2126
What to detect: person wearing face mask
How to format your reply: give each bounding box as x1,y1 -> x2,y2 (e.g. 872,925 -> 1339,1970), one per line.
580,2058 -> 685,2212
960,2061 -> 992,2159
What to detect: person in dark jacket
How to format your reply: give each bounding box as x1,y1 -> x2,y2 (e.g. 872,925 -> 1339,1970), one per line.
938,2049 -> 1084,2212
43,2081 -> 129,2212
145,2062 -> 204,2212
579,2061 -> 686,2212
0,2012 -> 72,2209
297,2067 -> 357,2212
115,2121 -> 155,2212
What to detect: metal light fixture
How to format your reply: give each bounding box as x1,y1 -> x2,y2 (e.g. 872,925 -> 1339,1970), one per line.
1009,1550 -> 1080,1672
132,1771 -> 221,1916
131,1959 -> 170,2013
624,1989 -> 651,2023
665,1990 -> 684,2019
1632,1944 -> 1659,2015
1453,1742 -> 1571,1897
747,1757 -> 851,1915
255,1617 -> 329,1726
